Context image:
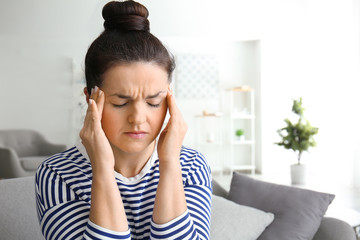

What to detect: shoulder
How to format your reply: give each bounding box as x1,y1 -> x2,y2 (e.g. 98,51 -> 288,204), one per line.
36,145 -> 92,184
180,146 -> 208,169
180,146 -> 212,187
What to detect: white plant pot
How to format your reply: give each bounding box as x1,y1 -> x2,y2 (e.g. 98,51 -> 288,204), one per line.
206,132 -> 215,143
237,135 -> 245,142
290,164 -> 307,185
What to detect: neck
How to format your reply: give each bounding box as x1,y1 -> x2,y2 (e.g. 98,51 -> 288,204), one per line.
112,141 -> 155,178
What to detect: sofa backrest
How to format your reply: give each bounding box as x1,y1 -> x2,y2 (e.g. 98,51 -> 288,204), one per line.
0,129 -> 45,157
0,176 -> 44,240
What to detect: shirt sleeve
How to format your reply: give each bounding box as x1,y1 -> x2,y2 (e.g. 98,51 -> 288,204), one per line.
35,164 -> 131,240
149,150 -> 212,240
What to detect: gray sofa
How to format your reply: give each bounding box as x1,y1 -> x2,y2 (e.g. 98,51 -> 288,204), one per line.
212,172 -> 357,240
0,176 -> 356,240
0,129 -> 67,179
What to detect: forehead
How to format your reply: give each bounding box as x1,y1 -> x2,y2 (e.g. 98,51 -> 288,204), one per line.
101,62 -> 169,93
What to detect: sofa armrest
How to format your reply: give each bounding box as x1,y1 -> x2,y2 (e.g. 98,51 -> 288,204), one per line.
0,147 -> 25,178
313,217 -> 357,240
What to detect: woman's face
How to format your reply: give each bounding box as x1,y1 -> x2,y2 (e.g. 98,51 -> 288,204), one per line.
100,62 -> 169,154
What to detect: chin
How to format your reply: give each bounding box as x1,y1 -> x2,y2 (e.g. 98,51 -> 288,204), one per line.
111,140 -> 154,154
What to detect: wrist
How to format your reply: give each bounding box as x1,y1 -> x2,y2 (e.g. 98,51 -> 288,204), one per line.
92,165 -> 115,178
159,161 -> 182,175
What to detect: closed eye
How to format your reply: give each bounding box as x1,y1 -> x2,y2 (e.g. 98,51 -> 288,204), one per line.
112,102 -> 128,108
147,102 -> 161,108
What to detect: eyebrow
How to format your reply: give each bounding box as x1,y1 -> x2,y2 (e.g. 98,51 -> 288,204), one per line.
110,91 -> 165,99
146,91 -> 166,99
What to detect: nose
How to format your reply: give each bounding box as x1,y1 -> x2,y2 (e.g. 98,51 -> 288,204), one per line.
128,103 -> 146,125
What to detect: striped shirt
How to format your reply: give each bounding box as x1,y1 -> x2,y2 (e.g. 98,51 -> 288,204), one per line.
35,142 -> 212,240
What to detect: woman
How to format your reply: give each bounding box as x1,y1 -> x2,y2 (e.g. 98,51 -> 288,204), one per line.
35,1 -> 212,239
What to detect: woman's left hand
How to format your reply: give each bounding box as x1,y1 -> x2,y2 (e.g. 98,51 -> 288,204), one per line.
157,87 -> 187,166
153,87 -> 188,224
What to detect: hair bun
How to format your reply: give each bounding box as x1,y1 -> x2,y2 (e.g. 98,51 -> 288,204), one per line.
102,1 -> 150,32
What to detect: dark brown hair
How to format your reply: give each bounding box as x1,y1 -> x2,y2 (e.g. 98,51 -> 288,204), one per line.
84,0 -> 175,94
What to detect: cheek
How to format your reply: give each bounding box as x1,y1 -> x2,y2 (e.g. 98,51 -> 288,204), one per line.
101,106 -> 124,133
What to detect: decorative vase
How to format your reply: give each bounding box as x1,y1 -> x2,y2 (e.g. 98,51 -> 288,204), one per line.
290,164 -> 307,185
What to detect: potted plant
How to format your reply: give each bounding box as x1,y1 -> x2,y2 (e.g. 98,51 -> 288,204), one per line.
275,97 -> 319,185
235,129 -> 245,142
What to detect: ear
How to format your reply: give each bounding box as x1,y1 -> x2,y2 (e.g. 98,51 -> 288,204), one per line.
83,87 -> 90,103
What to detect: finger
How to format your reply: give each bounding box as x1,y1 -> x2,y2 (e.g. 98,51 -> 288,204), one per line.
166,89 -> 185,123
89,86 -> 105,120
166,88 -> 178,117
84,87 -> 96,118
85,88 -> 100,121
80,98 -> 98,139
96,89 -> 105,118
91,86 -> 99,102
88,99 -> 102,130
89,87 -> 95,99
90,98 -> 99,118
167,88 -> 188,132
85,90 -> 94,117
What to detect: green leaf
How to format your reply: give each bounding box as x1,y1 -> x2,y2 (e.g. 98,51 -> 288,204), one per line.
275,97 -> 318,163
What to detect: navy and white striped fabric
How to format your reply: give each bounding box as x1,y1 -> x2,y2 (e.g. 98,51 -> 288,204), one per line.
35,143 -> 212,240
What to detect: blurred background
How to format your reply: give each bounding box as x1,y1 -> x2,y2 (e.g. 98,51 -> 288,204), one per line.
0,0 -> 359,188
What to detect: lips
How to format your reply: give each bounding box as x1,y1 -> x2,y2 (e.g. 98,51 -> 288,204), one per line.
124,131 -> 148,139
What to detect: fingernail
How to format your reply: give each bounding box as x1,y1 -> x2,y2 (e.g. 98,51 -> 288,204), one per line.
95,86 -> 99,93
91,88 -> 94,95
99,90 -> 103,97
89,99 -> 94,105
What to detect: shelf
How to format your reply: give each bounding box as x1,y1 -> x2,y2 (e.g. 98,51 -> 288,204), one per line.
198,141 -> 223,145
231,140 -> 255,145
195,113 -> 224,176
227,87 -> 256,175
227,86 -> 253,92
195,111 -> 223,118
231,114 -> 255,119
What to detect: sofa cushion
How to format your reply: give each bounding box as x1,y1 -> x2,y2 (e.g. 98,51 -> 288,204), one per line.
211,195 -> 274,240
228,172 -> 335,240
0,176 -> 44,240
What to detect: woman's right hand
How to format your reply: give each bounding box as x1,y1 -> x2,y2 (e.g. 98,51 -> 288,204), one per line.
81,87 -> 128,232
80,86 -> 115,173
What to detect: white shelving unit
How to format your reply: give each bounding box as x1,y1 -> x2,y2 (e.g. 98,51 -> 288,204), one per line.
195,114 -> 224,175
226,87 -> 256,174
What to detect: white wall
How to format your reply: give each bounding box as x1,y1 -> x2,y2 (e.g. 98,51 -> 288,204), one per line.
1,0 -> 359,185
0,0 -> 263,146
260,0 -> 360,186
0,0 -> 107,145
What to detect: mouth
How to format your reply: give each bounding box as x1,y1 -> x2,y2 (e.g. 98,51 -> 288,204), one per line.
124,131 -> 148,139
